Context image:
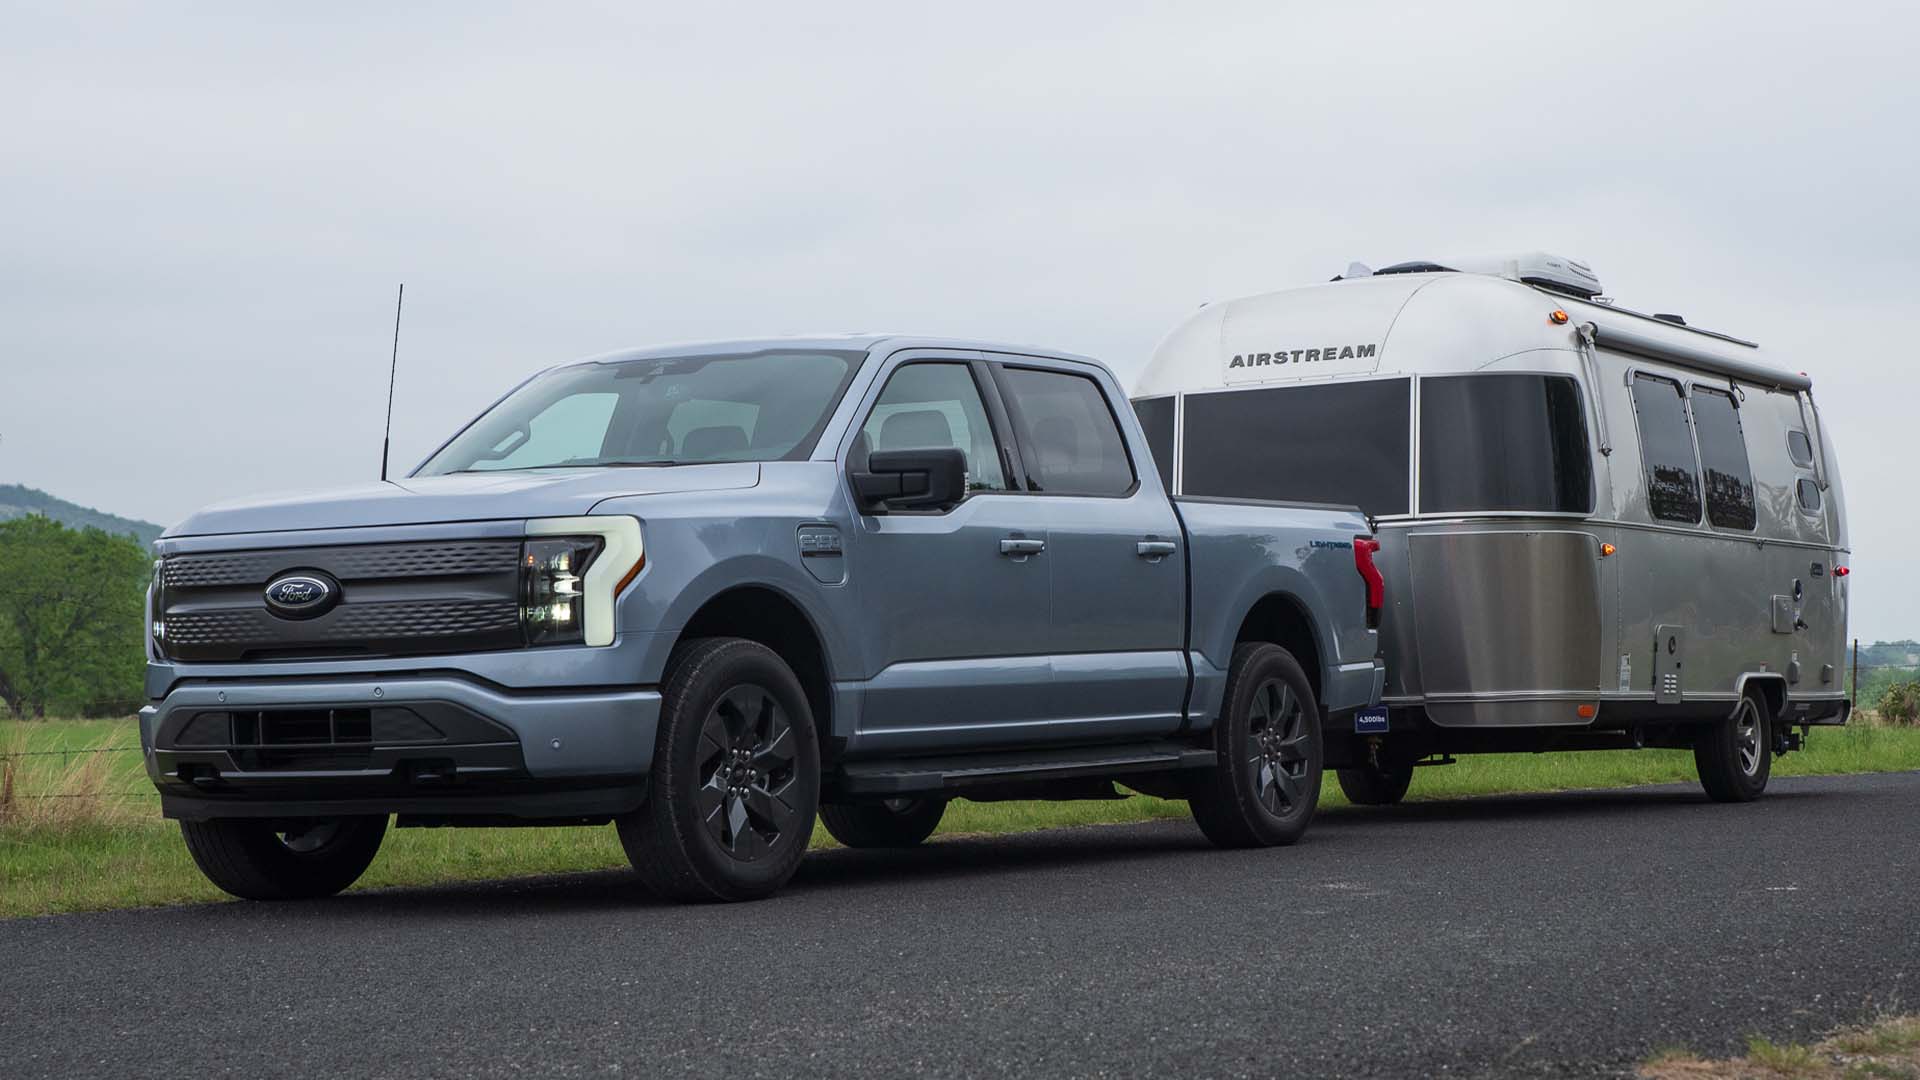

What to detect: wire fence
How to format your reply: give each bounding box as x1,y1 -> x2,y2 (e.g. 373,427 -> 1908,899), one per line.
0,742 -> 156,803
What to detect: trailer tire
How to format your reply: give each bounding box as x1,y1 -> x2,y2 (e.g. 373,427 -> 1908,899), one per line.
618,637 -> 820,902
1335,763 -> 1415,806
179,816 -> 387,901
820,798 -> 947,849
1694,691 -> 1772,803
1189,643 -> 1324,848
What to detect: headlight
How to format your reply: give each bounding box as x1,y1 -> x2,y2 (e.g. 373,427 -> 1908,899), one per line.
520,537 -> 604,647
519,516 -> 645,648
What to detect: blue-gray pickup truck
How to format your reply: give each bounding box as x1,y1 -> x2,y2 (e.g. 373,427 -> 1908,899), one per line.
143,336 -> 1385,901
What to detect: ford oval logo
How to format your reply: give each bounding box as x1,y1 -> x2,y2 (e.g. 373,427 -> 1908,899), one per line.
264,573 -> 338,619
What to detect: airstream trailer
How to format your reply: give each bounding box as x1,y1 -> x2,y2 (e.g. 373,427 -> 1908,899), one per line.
1133,253 -> 1849,804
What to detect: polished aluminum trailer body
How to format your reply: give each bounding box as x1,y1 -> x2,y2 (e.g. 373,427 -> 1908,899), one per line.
1133,259 -> 1849,744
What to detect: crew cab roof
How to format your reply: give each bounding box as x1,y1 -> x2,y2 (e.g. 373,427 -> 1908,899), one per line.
569,334 -> 1104,369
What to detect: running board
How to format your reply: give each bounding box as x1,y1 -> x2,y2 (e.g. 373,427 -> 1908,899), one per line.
836,741 -> 1218,796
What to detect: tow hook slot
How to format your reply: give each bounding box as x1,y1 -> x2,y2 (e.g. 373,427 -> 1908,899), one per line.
405,759 -> 458,785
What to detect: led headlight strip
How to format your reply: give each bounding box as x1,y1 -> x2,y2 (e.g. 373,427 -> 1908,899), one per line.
525,516 -> 645,647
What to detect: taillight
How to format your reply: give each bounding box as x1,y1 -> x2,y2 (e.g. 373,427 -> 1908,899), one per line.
1834,566 -> 1850,577
1354,536 -> 1384,629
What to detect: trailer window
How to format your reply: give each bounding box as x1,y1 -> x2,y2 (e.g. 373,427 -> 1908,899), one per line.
1798,477 -> 1823,514
1690,387 -> 1756,531
1131,396 -> 1176,491
1629,374 -> 1702,524
1418,374 -> 1591,514
1181,380 -> 1411,516
1787,429 -> 1815,468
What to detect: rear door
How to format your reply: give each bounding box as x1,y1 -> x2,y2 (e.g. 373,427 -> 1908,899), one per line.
989,360 -> 1188,736
843,353 -> 1056,753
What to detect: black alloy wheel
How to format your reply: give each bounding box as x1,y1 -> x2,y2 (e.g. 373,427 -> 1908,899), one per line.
1188,642 -> 1325,848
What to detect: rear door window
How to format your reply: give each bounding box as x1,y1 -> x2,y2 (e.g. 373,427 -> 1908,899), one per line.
998,368 -> 1136,496
1629,373 -> 1702,524
1182,379 -> 1411,516
1418,374 -> 1592,514
1690,386 -> 1756,531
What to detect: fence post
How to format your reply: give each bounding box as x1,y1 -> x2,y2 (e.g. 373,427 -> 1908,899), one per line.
1851,638 -> 1859,709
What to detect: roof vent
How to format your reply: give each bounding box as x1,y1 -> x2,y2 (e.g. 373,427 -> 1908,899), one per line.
1652,313 -> 1687,326
1369,251 -> 1603,300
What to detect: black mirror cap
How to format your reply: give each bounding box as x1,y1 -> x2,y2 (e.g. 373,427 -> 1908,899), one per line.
854,447 -> 968,512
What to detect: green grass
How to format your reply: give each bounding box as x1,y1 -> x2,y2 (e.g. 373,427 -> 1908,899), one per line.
5,717 -> 1920,919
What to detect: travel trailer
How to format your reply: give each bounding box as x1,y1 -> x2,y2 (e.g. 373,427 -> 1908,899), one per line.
1133,253 -> 1849,804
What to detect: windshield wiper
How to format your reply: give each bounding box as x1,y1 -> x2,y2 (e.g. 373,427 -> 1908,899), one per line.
447,460 -> 683,474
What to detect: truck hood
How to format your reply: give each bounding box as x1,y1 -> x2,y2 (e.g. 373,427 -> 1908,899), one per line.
165,464 -> 761,538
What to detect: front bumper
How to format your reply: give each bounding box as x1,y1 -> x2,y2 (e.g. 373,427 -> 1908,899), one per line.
140,675 -> 661,822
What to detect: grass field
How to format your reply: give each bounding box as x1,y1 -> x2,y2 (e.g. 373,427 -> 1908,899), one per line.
4,716 -> 1918,919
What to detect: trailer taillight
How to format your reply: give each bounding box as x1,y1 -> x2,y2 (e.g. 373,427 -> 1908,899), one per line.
1834,566 -> 1850,577
1354,537 -> 1384,629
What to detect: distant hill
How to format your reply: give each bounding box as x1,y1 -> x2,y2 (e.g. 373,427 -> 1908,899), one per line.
0,484 -> 164,547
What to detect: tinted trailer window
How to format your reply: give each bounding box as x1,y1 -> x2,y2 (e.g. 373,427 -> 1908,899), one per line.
1629,373 -> 1703,524
1182,379 -> 1411,516
1418,374 -> 1592,515
1690,386 -> 1757,531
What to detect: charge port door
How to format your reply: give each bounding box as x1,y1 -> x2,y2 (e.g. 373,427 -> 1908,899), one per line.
1654,624 -> 1684,704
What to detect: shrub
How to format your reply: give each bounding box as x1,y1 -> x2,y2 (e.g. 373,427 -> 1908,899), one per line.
1880,680 -> 1920,727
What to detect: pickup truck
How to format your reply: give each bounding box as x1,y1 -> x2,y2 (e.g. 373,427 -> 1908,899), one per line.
142,335 -> 1385,902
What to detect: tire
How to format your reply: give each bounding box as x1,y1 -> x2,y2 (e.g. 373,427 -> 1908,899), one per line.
1695,692 -> 1772,802
820,798 -> 947,849
1188,643 -> 1325,848
618,637 -> 821,902
178,816 -> 387,901
1336,763 -> 1414,806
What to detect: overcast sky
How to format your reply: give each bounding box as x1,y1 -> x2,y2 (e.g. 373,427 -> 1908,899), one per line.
3,2 -> 1916,639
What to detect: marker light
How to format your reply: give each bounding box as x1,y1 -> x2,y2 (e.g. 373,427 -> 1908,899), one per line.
1600,543 -> 1616,557
1834,566 -> 1850,577
1576,704 -> 1597,719
1549,309 -> 1570,325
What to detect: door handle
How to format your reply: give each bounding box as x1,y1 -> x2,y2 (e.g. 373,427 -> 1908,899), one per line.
1136,539 -> 1178,559
1000,537 -> 1046,557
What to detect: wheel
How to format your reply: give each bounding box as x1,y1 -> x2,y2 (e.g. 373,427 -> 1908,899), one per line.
1188,642 -> 1325,848
820,798 -> 947,848
1336,762 -> 1414,806
618,638 -> 821,902
178,816 -> 387,900
1695,692 -> 1772,802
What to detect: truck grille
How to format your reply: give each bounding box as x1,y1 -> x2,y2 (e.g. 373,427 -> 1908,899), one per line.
158,539 -> 523,662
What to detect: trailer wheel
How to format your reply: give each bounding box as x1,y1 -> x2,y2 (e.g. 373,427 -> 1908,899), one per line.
1335,763 -> 1414,806
820,798 -> 947,848
618,637 -> 821,902
1694,692 -> 1773,802
179,816 -> 387,901
1188,643 -> 1324,848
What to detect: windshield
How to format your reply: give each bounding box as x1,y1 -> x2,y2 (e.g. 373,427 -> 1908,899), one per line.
416,349 -> 863,475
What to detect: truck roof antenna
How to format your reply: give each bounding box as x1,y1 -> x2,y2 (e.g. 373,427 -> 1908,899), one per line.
379,283 -> 405,484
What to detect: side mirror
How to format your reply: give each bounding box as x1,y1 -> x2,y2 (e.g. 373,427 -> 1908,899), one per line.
853,448 -> 967,512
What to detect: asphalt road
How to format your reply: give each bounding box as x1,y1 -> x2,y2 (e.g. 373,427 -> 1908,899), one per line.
5,772 -> 1918,1079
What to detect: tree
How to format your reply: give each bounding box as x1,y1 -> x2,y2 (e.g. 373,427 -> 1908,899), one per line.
0,516 -> 151,718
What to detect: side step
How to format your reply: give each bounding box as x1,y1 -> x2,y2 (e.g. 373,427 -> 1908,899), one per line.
836,741 -> 1218,796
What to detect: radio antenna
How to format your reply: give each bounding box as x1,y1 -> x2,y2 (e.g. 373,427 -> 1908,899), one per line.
379,283 -> 405,483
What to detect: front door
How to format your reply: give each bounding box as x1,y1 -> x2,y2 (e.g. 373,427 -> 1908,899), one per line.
846,357 -> 1055,754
